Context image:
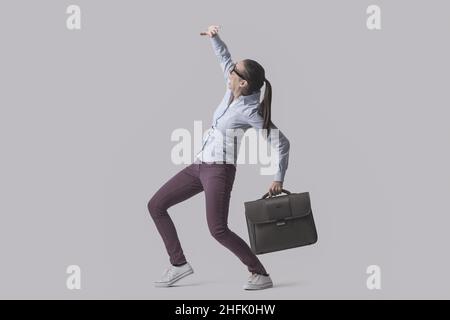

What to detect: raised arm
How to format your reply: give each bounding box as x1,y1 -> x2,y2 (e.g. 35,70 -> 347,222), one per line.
200,25 -> 234,83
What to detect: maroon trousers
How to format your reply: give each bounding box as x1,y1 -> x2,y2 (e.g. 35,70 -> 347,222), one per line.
147,162 -> 268,275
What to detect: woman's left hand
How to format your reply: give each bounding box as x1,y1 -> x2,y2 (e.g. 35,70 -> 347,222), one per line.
268,181 -> 283,197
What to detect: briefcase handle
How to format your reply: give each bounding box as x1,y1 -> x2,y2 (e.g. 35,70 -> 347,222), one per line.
261,189 -> 291,199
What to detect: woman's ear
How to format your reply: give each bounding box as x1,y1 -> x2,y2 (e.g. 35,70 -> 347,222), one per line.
240,79 -> 248,88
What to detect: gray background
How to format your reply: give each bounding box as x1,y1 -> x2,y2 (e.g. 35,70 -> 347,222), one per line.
0,0 -> 449,299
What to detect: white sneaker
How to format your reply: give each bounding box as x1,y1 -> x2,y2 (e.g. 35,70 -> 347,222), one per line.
243,273 -> 273,290
154,262 -> 194,287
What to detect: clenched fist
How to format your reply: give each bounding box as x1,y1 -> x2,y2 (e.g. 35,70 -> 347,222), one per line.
268,181 -> 283,197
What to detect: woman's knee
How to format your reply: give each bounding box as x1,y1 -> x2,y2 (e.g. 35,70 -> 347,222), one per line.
147,195 -> 165,217
209,224 -> 230,240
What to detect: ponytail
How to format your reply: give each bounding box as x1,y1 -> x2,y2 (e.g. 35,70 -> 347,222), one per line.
241,59 -> 274,139
258,78 -> 273,138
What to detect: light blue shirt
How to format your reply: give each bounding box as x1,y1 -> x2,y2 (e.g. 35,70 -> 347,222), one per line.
194,35 -> 290,182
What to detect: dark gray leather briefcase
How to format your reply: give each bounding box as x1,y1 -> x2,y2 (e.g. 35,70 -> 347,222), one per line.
244,189 -> 318,254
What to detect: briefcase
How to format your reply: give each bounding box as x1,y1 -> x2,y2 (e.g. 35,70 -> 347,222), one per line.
244,189 -> 318,255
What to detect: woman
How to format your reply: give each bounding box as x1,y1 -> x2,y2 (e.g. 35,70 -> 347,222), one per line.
148,25 -> 290,290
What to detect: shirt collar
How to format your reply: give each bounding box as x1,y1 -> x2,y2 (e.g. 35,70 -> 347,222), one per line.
234,89 -> 261,105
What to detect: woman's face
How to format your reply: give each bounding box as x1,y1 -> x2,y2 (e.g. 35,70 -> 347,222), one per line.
228,61 -> 248,92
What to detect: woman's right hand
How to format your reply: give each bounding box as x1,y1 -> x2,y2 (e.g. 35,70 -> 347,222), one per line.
200,25 -> 220,38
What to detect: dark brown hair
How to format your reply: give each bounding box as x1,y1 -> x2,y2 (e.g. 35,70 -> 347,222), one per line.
241,59 -> 273,138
